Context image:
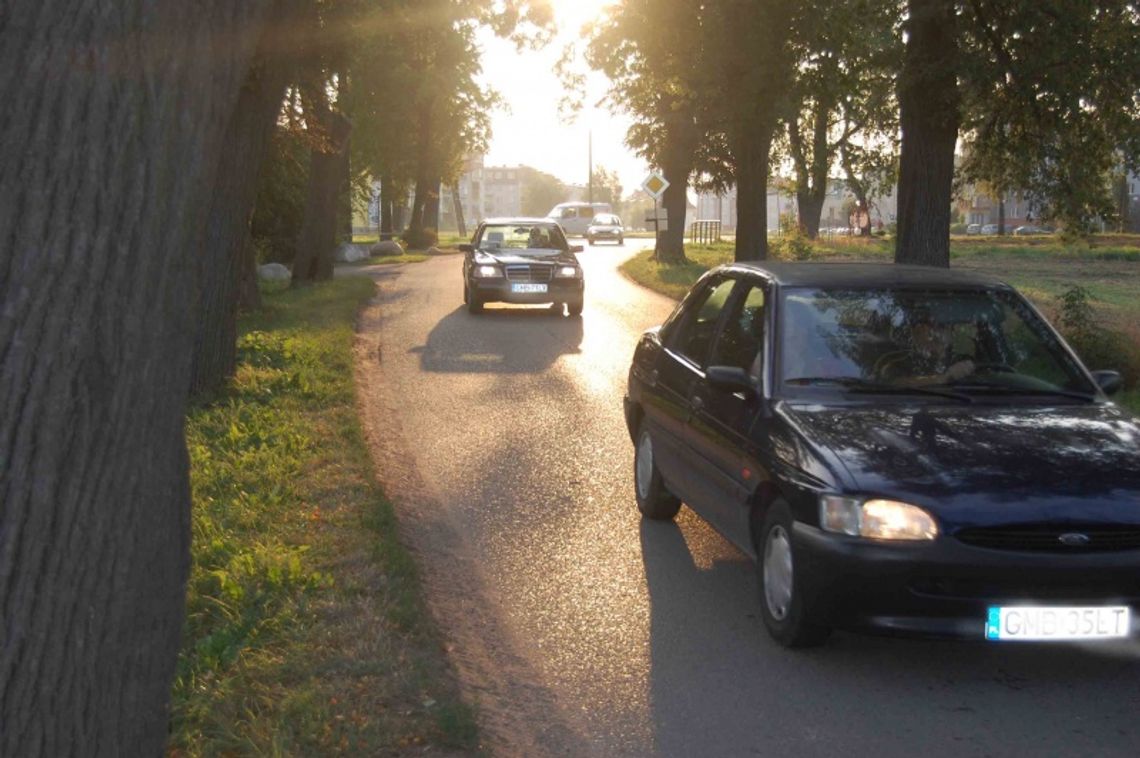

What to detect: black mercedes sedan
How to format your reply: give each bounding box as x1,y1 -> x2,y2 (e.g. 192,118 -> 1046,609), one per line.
460,218 -> 585,315
623,262 -> 1140,647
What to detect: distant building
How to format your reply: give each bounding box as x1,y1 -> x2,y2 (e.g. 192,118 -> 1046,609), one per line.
695,179 -> 897,234
483,166 -> 523,218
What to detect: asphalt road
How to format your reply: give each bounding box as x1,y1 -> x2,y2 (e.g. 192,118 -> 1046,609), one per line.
356,240 -> 1140,757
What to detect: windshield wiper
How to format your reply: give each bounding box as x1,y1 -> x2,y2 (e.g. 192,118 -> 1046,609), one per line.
943,382 -> 1098,402
785,376 -> 974,403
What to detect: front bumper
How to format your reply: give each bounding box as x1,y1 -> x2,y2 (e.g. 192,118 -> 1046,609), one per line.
794,522 -> 1140,639
470,277 -> 583,305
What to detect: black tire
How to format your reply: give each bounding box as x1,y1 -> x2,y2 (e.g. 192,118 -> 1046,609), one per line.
633,423 -> 681,520
587,236 -> 595,245
617,236 -> 624,245
756,502 -> 831,648
466,293 -> 483,314
567,298 -> 584,317
463,282 -> 469,304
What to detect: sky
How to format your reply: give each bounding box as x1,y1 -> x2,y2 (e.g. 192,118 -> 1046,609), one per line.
476,1 -> 650,198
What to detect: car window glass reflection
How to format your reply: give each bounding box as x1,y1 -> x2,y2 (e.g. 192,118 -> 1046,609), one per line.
673,278 -> 737,367
781,288 -> 1093,393
711,284 -> 767,375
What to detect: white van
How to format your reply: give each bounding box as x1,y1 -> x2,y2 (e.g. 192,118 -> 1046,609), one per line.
546,202 -> 612,236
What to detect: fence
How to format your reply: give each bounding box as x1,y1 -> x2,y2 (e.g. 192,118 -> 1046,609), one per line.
688,219 -> 722,244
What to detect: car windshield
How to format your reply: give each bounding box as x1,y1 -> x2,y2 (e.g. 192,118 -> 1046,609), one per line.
591,214 -> 620,225
779,287 -> 1097,399
478,223 -> 566,253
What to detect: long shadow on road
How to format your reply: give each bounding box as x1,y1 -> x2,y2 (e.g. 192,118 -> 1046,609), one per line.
412,305 -> 584,374
640,516 -> 1140,757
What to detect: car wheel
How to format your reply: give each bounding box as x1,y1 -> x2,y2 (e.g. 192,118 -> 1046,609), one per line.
617,236 -> 624,245
634,424 -> 681,520
466,293 -> 483,314
463,282 -> 469,304
757,502 -> 830,648
567,298 -> 584,317
587,236 -> 595,245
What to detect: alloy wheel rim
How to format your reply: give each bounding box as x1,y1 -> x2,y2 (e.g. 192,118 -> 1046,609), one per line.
636,432 -> 653,500
764,525 -> 794,621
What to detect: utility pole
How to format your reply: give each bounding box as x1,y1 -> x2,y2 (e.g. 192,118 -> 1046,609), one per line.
588,130 -> 594,205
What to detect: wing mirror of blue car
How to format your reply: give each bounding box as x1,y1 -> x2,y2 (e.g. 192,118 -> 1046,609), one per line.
706,365 -> 756,395
1092,370 -> 1122,396
569,245 -> 584,253
459,243 -> 475,253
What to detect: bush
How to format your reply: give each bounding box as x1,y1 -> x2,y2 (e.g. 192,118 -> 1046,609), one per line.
772,232 -> 814,261
950,223 -> 968,235
1055,285 -> 1140,388
401,226 -> 438,251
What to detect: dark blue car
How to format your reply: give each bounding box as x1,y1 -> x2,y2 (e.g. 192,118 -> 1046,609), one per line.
624,262 -> 1139,647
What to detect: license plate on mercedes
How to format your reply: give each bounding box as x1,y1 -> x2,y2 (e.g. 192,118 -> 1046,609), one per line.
511,283 -> 547,294
985,605 -> 1131,641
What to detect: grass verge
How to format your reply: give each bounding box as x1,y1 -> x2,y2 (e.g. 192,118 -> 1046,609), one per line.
172,277 -> 477,755
620,238 -> 1140,415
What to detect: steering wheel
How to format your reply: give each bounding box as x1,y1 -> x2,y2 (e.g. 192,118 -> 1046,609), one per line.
970,361 -> 1016,374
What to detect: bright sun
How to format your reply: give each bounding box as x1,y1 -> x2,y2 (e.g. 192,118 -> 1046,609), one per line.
549,0 -> 613,28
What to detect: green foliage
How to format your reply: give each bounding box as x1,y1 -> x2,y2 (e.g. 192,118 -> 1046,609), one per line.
590,165 -> 624,213
772,232 -> 814,261
1056,285 -> 1140,388
958,1 -> 1140,233
520,166 -> 567,216
401,226 -> 439,251
251,129 -> 309,265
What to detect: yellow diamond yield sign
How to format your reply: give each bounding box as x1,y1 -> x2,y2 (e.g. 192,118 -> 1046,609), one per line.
641,172 -> 670,200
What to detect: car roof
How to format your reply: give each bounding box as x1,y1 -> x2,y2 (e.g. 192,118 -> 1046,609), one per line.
717,261 -> 1010,289
482,217 -> 559,225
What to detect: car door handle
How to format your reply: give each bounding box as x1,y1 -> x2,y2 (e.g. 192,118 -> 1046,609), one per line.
690,396 -> 705,412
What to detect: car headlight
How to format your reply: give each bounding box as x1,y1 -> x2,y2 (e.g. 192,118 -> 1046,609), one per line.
474,264 -> 500,278
819,495 -> 939,541
555,265 -> 581,278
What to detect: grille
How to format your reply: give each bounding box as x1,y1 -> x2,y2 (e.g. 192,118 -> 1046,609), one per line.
505,264 -> 553,283
955,525 -> 1140,552
910,576 -> 1140,601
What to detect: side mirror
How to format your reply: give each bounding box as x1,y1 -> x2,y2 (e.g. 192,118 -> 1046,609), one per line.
569,245 -> 584,253
706,365 -> 756,395
459,243 -> 475,253
1092,370 -> 1122,396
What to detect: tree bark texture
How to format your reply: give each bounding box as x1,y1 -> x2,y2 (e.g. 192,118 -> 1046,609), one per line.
292,86 -> 351,285
451,184 -> 467,237
423,177 -> 441,231
0,2 -> 271,755
190,26 -> 293,396
895,0 -> 960,267
654,122 -> 698,264
379,175 -> 395,240
789,98 -> 832,240
733,123 -> 776,262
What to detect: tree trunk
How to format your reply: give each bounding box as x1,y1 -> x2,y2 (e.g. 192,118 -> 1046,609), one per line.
733,122 -> 776,262
408,178 -> 428,239
0,2 -> 271,754
998,196 -> 1006,235
238,233 -> 263,312
380,175 -> 395,240
339,146 -> 353,242
654,122 -> 697,264
895,0 -> 960,267
190,34 -> 291,396
423,177 -> 441,231
292,84 -> 351,285
452,184 -> 467,237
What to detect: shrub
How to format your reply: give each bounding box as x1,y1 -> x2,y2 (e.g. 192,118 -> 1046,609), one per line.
950,223 -> 968,235
401,226 -> 439,251
772,232 -> 814,261
1055,285 -> 1140,389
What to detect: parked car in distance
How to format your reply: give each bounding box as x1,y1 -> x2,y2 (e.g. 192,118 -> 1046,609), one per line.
587,213 -> 625,245
624,261 -> 1137,647
547,202 -> 613,236
966,223 -> 981,235
980,223 -> 999,234
460,218 -> 584,316
1013,225 -> 1053,235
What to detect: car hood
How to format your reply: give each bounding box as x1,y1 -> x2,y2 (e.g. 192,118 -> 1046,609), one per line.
782,401 -> 1140,529
477,250 -> 578,265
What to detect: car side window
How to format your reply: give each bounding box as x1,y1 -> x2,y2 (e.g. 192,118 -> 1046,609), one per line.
671,278 -> 737,367
710,283 -> 767,375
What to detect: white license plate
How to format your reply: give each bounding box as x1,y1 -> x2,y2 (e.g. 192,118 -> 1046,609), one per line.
985,605 -> 1131,641
511,283 -> 548,294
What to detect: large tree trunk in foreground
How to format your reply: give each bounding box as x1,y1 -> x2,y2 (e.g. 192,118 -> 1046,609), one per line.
654,122 -> 697,264
895,0 -> 960,267
733,122 -> 777,262
0,2 -> 270,754
423,177 -> 441,231
190,30 -> 292,396
292,84 -> 351,285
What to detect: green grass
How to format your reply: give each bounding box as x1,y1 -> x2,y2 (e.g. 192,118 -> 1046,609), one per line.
172,278 -> 477,755
621,235 -> 1140,409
